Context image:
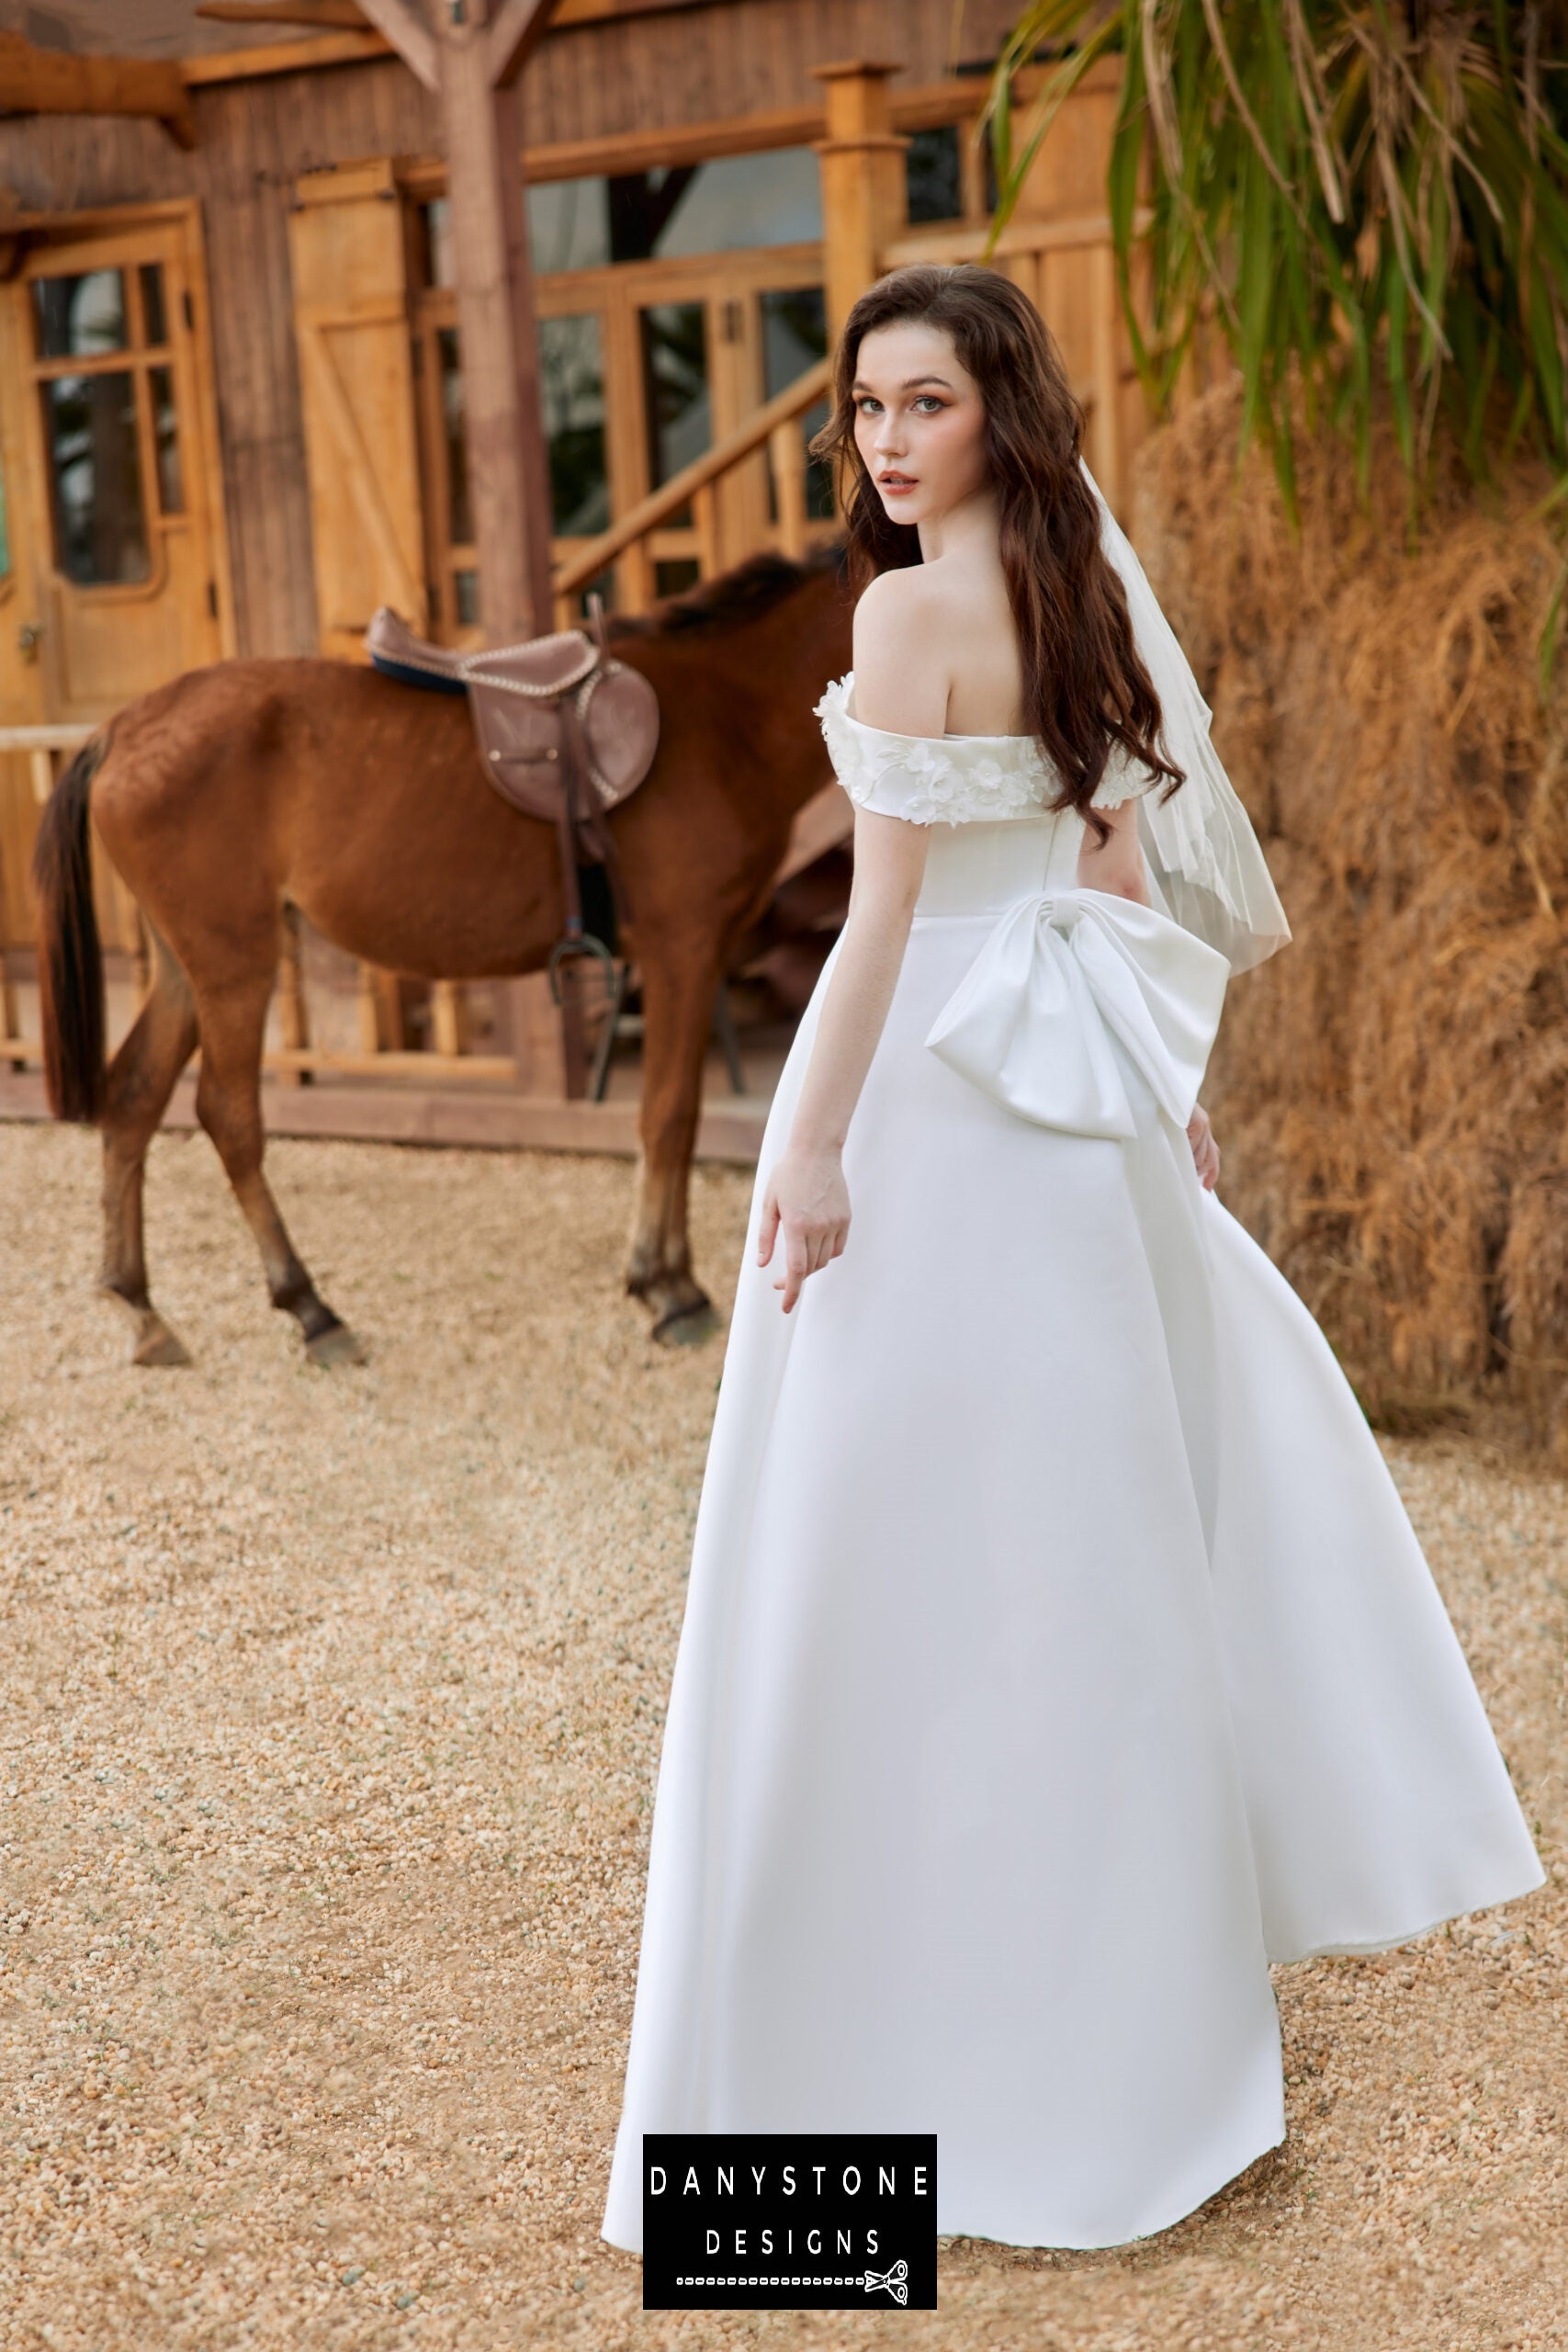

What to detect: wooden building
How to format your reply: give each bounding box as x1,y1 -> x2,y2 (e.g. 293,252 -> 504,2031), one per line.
0,0 -> 1163,1156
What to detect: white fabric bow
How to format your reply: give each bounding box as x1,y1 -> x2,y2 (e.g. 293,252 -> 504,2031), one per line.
923,887 -> 1231,1139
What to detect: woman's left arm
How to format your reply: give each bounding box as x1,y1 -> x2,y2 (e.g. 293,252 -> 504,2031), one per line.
1075,793 -> 1149,903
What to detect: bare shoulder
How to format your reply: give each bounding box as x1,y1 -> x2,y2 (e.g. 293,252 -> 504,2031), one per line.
853,563 -> 952,637
852,569 -> 952,737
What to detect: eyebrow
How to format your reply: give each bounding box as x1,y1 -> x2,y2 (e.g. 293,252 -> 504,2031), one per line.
852,374 -> 954,392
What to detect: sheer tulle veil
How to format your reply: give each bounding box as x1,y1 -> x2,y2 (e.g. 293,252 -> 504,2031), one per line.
1078,456 -> 1292,975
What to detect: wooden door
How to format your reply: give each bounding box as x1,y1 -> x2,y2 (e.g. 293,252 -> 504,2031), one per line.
288,159 -> 428,659
12,212 -> 229,721
0,202 -> 231,979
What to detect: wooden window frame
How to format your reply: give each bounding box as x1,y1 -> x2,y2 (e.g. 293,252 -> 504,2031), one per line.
410,210 -> 839,638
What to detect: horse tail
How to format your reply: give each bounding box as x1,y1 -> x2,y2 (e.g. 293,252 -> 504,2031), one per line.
33,731 -> 109,1125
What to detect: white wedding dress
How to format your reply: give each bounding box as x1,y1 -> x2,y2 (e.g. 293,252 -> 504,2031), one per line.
599,673 -> 1545,2256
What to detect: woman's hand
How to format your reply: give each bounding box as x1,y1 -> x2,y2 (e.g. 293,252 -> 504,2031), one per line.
756,1143 -> 852,1313
1187,1102 -> 1220,1191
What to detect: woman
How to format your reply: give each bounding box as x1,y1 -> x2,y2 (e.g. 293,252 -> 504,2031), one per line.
599,264 -> 1543,2255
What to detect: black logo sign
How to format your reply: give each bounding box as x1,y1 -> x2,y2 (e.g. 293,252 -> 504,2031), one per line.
641,2132 -> 938,2311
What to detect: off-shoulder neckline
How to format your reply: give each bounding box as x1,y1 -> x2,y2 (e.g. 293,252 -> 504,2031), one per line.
825,672 -> 1038,749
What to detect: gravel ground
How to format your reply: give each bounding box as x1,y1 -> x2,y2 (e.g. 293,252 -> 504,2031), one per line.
1,1121 -> 1563,2352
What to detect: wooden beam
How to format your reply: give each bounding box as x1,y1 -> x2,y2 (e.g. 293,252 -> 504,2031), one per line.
182,29 -> 387,82
350,0 -> 438,89
880,208 -> 1154,268
0,31 -> 197,146
0,1065 -> 774,1163
195,0 -> 370,24
192,0 -> 714,59
488,0 -> 560,88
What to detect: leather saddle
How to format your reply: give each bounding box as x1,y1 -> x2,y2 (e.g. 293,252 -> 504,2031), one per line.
365,601 -> 659,839
366,601 -> 660,1082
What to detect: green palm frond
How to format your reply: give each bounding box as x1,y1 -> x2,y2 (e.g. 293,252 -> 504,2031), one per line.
983,2 -> 1568,664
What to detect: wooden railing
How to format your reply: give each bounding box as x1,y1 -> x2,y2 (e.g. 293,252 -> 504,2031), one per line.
553,355 -> 835,623
1,721 -> 92,808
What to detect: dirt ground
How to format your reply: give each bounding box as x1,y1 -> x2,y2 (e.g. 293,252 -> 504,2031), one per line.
1,1121 -> 1563,2352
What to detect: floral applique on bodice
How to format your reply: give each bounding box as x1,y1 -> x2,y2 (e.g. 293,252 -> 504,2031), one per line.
814,673 -> 1146,827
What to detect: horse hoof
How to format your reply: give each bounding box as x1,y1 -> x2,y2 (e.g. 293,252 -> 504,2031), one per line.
131,1317 -> 193,1370
306,1322 -> 367,1368
651,1297 -> 718,1347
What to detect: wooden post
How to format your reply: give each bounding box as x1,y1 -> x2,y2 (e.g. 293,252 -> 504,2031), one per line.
438,1 -> 556,647
277,901 -> 310,1086
0,833 -> 21,1071
355,0 -> 574,1095
502,972 -> 567,1096
431,978 -> 467,1058
770,418 -> 807,560
812,61 -> 908,337
355,962 -> 384,1056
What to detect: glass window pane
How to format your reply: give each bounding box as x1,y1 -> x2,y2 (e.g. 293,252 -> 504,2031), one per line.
654,558 -> 701,599
33,270 -> 130,359
436,326 -> 472,547
140,262 -> 169,348
149,365 -> 183,513
609,151 -> 821,263
41,371 -> 150,584
538,312 -> 609,538
454,569 -> 479,628
528,179 -> 612,275
640,301 -> 709,501
906,125 -> 964,224
760,286 -> 835,523
418,199 -> 454,289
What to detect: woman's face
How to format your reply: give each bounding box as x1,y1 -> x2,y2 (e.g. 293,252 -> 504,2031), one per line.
851,320 -> 990,531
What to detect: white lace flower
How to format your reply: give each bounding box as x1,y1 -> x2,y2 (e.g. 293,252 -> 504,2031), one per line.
815,675 -> 1054,827
1090,746 -> 1154,810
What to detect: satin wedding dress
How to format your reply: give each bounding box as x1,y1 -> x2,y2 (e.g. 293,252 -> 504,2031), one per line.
600,673 -> 1545,2256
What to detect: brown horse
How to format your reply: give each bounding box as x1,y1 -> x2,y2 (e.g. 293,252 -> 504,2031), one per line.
31,547 -> 852,1365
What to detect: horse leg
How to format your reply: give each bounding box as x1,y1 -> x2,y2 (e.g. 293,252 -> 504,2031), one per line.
626,933 -> 723,1345
99,929 -> 199,1367
191,971 -> 366,1366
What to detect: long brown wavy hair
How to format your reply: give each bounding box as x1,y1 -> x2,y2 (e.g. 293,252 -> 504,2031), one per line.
809,263 -> 1185,839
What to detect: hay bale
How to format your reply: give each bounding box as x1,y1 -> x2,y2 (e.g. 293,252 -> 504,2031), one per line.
1132,380 -> 1568,1456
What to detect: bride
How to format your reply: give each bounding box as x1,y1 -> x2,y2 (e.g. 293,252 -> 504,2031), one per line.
600,262 -> 1544,2256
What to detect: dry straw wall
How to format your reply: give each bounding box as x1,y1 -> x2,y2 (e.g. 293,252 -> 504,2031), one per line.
1132,379 -> 1568,1458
